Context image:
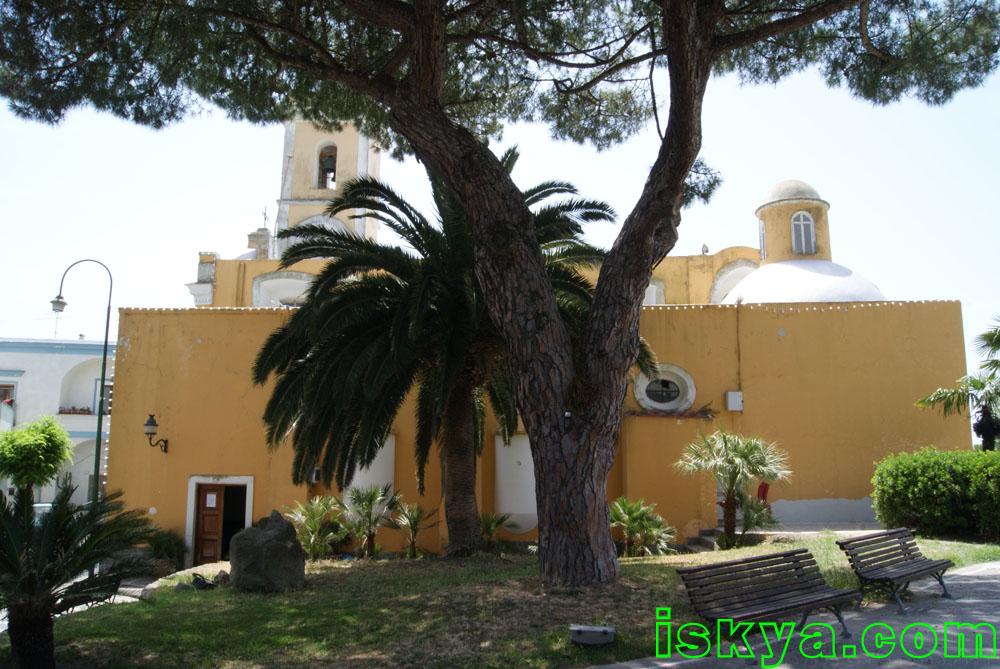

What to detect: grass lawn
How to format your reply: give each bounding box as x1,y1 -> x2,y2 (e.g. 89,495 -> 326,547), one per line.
4,532 -> 998,668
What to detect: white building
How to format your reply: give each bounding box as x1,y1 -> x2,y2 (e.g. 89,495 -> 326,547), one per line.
0,338 -> 115,505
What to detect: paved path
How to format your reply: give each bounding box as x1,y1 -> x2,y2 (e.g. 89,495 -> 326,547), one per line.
0,576 -> 157,635
596,561 -> 1000,669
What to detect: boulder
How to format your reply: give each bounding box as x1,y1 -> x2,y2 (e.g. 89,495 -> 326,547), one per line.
230,510 -> 305,592
213,570 -> 230,586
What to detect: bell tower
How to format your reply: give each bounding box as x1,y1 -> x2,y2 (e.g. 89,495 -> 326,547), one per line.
755,180 -> 832,266
273,120 -> 382,254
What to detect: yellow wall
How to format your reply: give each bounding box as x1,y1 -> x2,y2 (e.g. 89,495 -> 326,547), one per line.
207,259 -> 328,308
109,307 -> 446,557
581,246 -> 759,306
651,246 -> 760,304
620,300 -> 970,538
110,299 -> 970,555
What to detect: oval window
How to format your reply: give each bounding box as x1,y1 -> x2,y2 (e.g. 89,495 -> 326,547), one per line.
645,379 -> 680,404
634,364 -> 696,412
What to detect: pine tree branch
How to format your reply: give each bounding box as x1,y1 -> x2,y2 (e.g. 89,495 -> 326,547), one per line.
859,0 -> 899,62
712,0 -> 862,54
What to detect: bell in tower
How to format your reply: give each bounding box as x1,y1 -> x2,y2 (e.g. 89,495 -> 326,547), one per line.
320,148 -> 337,190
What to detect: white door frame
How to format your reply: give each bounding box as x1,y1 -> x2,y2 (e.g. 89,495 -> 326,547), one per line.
185,475 -> 254,568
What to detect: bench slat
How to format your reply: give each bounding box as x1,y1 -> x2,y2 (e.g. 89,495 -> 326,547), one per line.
695,583 -> 832,612
681,558 -> 822,590
836,528 -> 912,549
862,559 -> 954,582
688,576 -> 828,605
684,568 -> 826,602
698,589 -> 858,623
847,545 -> 924,571
676,549 -> 812,575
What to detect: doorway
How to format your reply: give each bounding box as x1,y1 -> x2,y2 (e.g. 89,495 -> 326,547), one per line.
185,475 -> 254,568
194,483 -> 247,565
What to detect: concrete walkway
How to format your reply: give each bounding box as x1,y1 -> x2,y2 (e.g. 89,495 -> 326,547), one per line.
596,561 -> 1000,668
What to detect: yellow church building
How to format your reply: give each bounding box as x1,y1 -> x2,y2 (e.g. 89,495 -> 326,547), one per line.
106,122 -> 969,565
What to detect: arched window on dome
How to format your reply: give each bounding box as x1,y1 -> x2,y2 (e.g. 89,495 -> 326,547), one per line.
318,145 -> 337,189
791,211 -> 816,254
758,219 -> 767,261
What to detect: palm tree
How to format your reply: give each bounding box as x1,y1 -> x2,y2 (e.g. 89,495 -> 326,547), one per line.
479,511 -> 518,554
253,148 -> 653,555
395,502 -> 440,559
917,316 -> 1000,451
917,372 -> 1000,451
335,483 -> 402,559
0,477 -> 152,668
284,496 -> 346,560
674,428 -> 790,549
608,496 -> 675,557
977,316 -> 1000,374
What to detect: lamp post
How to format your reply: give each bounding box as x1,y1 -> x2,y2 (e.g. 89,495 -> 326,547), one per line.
51,259 -> 112,504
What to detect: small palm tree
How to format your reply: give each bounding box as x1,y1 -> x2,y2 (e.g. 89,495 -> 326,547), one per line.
674,428 -> 790,549
336,483 -> 402,559
917,373 -> 1000,451
977,316 -> 1000,374
918,317 -> 1000,451
0,478 -> 152,668
285,496 -> 347,560
609,496 -> 675,557
479,512 -> 518,554
395,503 -> 440,559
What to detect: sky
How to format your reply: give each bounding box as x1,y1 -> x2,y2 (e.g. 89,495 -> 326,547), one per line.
1,68 -> 998,378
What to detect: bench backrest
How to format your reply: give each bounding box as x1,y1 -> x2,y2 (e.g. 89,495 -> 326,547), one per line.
676,549 -> 828,619
835,528 -> 925,574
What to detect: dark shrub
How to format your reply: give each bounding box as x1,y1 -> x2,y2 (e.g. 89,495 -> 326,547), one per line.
148,528 -> 186,571
872,448 -> 1000,539
969,455 -> 1000,541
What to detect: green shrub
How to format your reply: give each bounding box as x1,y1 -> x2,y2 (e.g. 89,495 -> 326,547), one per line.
872,448 -> 1000,538
608,496 -> 675,556
969,455 -> 1000,541
148,528 -> 186,571
0,416 -> 73,487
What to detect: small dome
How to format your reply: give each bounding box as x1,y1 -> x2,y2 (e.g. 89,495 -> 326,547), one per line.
756,180 -> 829,216
721,259 -> 885,304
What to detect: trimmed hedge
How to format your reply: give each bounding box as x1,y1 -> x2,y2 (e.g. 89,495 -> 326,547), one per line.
872,448 -> 1000,540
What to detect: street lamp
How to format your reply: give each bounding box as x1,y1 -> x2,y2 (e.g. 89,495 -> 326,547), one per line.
51,259 -> 113,504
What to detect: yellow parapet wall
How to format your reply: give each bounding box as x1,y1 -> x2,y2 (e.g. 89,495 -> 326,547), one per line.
622,299 -> 970,538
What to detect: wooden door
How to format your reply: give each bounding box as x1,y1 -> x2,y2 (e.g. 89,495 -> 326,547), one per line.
195,484 -> 225,565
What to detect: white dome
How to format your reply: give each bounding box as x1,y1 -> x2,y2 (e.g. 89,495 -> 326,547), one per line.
721,260 -> 885,304
756,180 -> 829,215
765,179 -> 821,201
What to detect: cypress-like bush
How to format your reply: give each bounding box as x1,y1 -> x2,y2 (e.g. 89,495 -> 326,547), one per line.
871,448 -> 1000,539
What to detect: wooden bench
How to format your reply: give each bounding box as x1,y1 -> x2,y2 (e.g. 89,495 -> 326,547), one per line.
676,548 -> 860,638
836,528 -> 953,615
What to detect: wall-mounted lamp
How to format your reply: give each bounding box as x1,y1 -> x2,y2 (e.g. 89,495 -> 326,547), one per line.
143,414 -> 168,453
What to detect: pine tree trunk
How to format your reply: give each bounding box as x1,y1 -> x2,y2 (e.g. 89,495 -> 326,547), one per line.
531,416 -> 621,585
8,608 -> 56,669
387,3 -> 718,583
441,376 -> 481,556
